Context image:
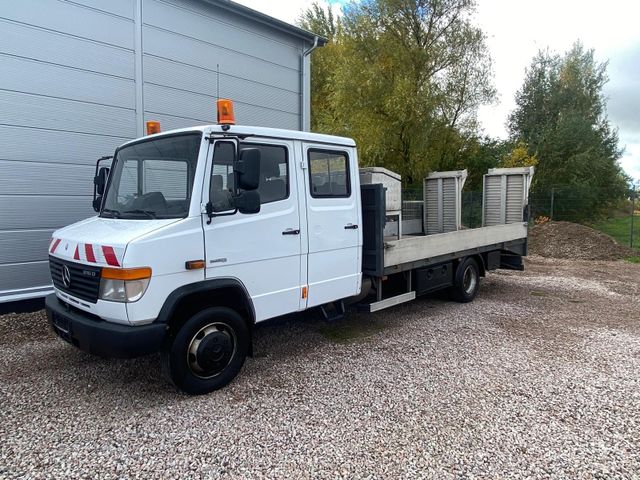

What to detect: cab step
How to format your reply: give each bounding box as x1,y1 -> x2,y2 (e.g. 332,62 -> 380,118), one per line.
320,300 -> 346,322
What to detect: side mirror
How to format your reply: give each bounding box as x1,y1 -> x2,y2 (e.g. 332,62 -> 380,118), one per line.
235,190 -> 261,214
235,148 -> 260,190
94,167 -> 109,196
92,196 -> 103,212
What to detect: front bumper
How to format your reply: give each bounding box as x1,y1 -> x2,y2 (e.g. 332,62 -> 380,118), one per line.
45,294 -> 166,358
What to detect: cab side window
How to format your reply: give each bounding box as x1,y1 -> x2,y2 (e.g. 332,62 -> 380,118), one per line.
308,150 -> 350,198
240,143 -> 289,204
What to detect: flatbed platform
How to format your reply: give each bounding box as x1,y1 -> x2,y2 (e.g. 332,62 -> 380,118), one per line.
383,223 -> 528,268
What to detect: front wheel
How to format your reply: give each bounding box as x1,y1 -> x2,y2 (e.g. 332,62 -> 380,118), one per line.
450,258 -> 480,303
162,307 -> 249,395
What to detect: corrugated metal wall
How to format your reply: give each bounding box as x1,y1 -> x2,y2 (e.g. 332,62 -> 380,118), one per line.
0,0 -> 309,301
142,0 -> 303,131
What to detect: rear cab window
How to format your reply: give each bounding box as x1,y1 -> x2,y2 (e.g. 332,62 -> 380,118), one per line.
308,149 -> 351,198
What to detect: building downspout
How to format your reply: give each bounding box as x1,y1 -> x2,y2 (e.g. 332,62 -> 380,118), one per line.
301,36 -> 321,132
134,0 -> 144,137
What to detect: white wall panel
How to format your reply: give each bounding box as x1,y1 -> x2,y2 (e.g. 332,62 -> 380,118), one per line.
157,0 -> 304,48
144,83 -> 218,124
0,262 -> 52,292
0,126 -> 125,165
0,161 -> 95,196
0,0 -> 134,49
1,55 -> 135,108
0,90 -> 137,138
69,0 -> 135,18
143,55 -> 300,114
141,112 -> 205,132
233,103 -> 299,130
0,230 -> 55,264
0,20 -> 135,79
143,27 -> 300,93
0,196 -> 95,230
144,0 -> 300,69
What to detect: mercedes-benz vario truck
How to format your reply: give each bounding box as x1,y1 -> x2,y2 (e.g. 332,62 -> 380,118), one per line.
46,100 -> 533,394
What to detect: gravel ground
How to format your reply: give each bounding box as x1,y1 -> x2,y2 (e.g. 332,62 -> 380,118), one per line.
1,256 -> 639,479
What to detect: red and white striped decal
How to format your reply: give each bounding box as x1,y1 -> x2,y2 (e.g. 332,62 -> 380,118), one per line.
102,246 -> 120,267
85,243 -> 97,263
50,240 -> 123,266
49,238 -> 61,254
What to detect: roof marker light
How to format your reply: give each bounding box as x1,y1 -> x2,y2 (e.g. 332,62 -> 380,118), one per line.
146,121 -> 161,135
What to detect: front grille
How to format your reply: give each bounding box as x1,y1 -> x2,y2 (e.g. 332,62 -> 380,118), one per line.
49,256 -> 101,303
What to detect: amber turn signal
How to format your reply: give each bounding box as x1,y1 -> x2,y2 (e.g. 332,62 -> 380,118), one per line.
185,260 -> 206,270
101,267 -> 152,280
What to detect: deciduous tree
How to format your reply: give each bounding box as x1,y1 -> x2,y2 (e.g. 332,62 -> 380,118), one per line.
300,0 -> 495,184
508,43 -> 628,217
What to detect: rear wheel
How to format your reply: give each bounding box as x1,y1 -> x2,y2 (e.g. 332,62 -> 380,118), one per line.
450,258 -> 480,303
162,307 -> 249,395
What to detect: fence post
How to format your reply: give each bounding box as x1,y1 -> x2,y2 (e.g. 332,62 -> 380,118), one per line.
550,187 -> 555,221
632,187 -> 636,249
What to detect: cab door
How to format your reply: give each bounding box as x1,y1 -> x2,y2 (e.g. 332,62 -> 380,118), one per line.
301,144 -> 362,307
202,138 -> 302,322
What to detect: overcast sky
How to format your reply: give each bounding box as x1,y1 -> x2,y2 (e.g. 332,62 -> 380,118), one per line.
235,0 -> 640,182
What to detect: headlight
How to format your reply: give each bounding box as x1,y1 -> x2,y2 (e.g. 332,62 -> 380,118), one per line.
99,267 -> 152,303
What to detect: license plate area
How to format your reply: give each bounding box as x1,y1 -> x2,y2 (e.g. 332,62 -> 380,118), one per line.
52,311 -> 73,343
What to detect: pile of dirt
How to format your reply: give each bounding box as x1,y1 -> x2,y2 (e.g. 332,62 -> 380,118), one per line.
529,221 -> 635,260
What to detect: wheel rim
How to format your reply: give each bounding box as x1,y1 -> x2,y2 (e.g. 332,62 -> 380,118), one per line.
462,265 -> 477,294
187,322 -> 237,379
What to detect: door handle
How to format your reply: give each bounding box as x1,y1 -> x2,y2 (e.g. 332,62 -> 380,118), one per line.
282,229 -> 300,235
344,224 -> 358,229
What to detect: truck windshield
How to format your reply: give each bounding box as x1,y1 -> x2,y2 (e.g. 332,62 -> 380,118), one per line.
101,133 -> 201,219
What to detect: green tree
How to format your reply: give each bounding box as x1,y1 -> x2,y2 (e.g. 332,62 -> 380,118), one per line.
299,3 -> 342,131
500,142 -> 538,169
300,0 -> 495,184
508,42 -> 628,219
461,136 -> 511,191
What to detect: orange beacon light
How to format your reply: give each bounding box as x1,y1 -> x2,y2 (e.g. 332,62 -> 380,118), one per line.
146,121 -> 161,135
217,99 -> 235,127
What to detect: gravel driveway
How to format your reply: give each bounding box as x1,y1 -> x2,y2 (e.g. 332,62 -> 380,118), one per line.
1,256 -> 639,479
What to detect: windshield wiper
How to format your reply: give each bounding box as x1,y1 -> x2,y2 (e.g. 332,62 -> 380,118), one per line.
101,208 -> 121,218
123,209 -> 157,219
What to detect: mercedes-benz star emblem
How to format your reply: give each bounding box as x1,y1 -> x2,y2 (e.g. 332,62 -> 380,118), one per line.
62,265 -> 72,288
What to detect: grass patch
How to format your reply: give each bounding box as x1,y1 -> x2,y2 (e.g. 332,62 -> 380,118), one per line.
590,215 -> 640,250
627,256 -> 640,264
318,319 -> 387,344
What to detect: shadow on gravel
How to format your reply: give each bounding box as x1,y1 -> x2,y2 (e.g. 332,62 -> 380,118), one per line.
2,306 -> 402,405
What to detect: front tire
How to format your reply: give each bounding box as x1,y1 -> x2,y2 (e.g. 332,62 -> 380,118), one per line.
162,307 -> 249,395
450,258 -> 480,303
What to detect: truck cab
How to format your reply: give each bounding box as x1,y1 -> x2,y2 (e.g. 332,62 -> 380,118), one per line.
46,120 -> 364,394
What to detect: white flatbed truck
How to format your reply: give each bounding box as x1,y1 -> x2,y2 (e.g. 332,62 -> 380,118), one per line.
46,102 -> 533,394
